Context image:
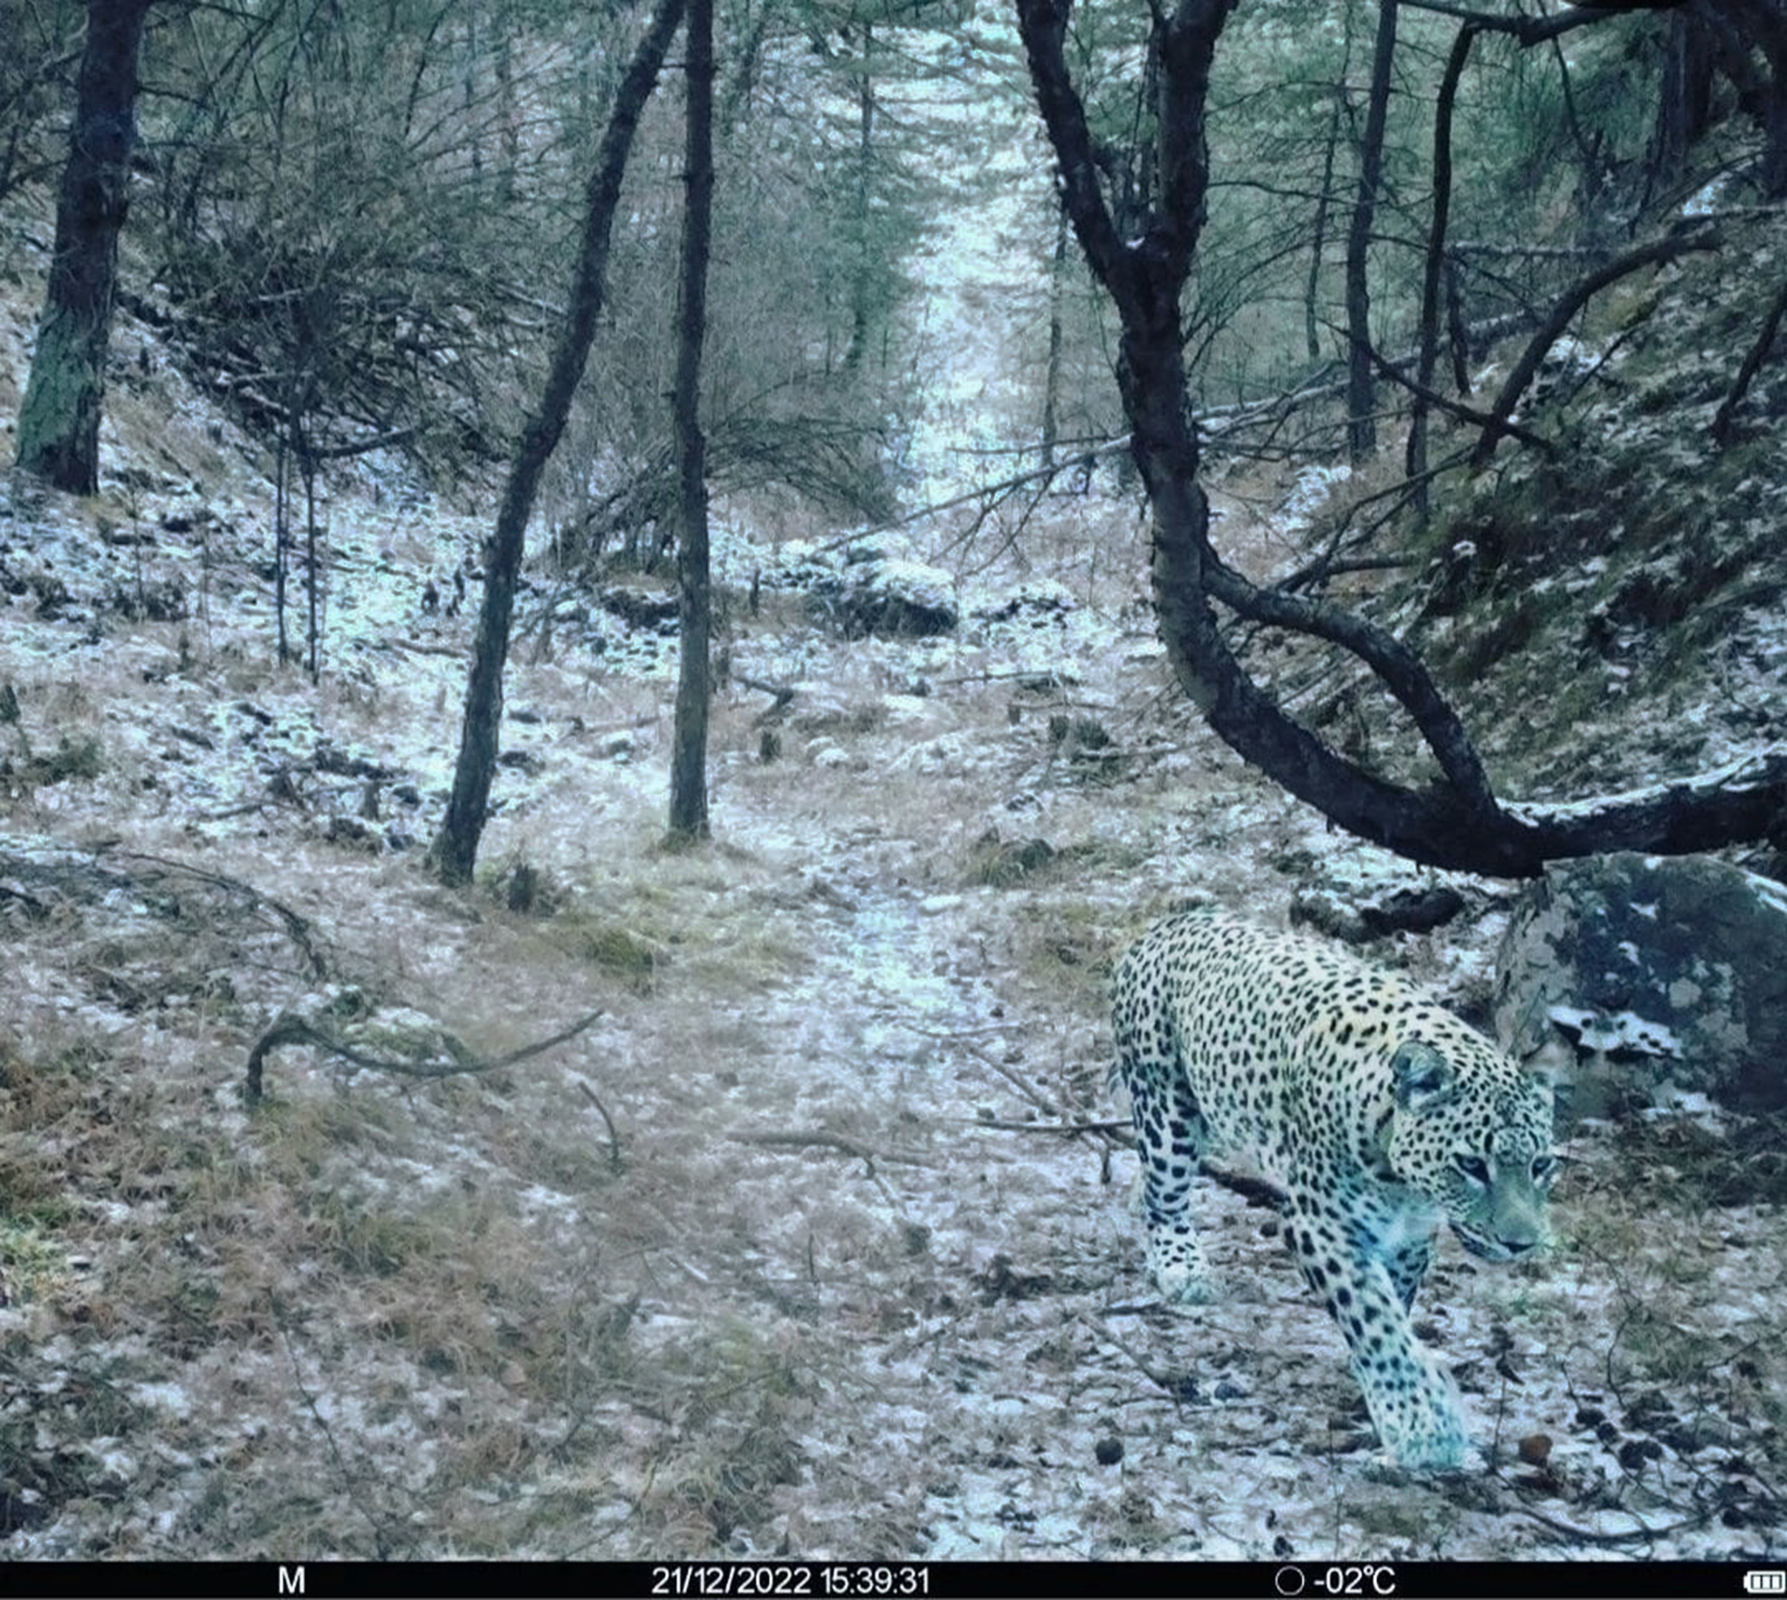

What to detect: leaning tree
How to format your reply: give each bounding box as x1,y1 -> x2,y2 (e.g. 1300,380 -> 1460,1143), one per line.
431,0 -> 687,886
1014,0 -> 1786,877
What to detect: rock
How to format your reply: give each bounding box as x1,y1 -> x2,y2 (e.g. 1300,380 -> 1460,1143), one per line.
771,538 -> 958,638
1517,1432 -> 1553,1466
834,557 -> 957,639
1493,853 -> 1787,1125
1290,884 -> 1467,944
598,585 -> 681,632
968,829 -> 1055,887
971,579 -> 1077,631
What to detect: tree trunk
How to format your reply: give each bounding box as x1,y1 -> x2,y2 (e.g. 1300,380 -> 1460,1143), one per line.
1407,21 -> 1476,516
14,0 -> 154,494
303,446 -> 321,683
667,0 -> 716,844
1445,254 -> 1471,394
1305,86 -> 1343,365
431,0 -> 686,886
1345,0 -> 1397,464
1652,7 -> 1716,192
1710,0 -> 1787,198
273,421 -> 291,666
1042,195 -> 1068,466
843,22 -> 875,375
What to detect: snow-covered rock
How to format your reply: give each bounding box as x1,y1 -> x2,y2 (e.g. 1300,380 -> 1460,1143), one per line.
1493,852 -> 1787,1125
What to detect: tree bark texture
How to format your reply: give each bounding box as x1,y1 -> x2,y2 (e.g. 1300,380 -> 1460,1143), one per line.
14,0 -> 154,495
1017,0 -> 1787,876
667,0 -> 716,842
1345,0 -> 1398,463
431,0 -> 686,886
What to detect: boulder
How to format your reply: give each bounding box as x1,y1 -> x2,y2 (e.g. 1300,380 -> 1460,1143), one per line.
598,586 -> 681,633
833,557 -> 957,638
1492,853 -> 1787,1125
766,538 -> 957,638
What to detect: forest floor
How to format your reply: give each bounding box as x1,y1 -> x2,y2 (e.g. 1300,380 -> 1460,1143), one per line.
2,424 -> 1784,1568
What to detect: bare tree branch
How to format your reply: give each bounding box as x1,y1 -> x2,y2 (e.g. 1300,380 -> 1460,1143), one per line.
1712,275 -> 1787,445
1017,0 -> 1787,876
245,1007 -> 603,1107
1469,227 -> 1721,469
1396,0 -> 1650,44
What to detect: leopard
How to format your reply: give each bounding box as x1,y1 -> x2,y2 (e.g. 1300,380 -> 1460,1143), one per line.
1110,909 -> 1557,1470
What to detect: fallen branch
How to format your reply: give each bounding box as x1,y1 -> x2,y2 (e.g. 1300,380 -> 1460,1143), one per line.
960,1116 -> 1132,1136
962,1040 -> 1068,1120
729,1128 -> 933,1176
735,674 -> 796,721
103,847 -> 328,979
1469,226 -> 1721,469
245,1006 -> 603,1107
576,1078 -> 625,1173
1072,1308 -> 1189,1399
1362,337 -> 1554,456
195,799 -> 276,823
1512,1500 -> 1706,1547
1712,275 -> 1787,447
1200,1162 -> 1289,1210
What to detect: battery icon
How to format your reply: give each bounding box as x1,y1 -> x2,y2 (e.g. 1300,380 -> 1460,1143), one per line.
1745,1573 -> 1786,1594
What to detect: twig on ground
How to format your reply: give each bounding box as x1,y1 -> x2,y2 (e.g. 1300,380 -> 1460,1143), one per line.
1512,1501 -> 1705,1547
576,1078 -> 625,1173
958,1116 -> 1132,1136
1072,1308 -> 1188,1400
245,1007 -> 604,1107
961,1039 -> 1068,1119
195,799 -> 276,822
729,1128 -> 934,1176
1199,1163 -> 1289,1210
271,1300 -> 402,1558
103,846 -> 329,979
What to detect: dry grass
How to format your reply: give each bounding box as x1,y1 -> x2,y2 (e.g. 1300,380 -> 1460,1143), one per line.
4,411 -> 1783,1563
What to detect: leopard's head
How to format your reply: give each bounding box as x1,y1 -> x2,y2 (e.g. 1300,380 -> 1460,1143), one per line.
1387,1040 -> 1557,1261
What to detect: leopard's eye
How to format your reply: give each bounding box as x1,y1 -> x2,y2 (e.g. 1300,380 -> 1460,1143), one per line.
1531,1155 -> 1558,1185
1455,1154 -> 1491,1186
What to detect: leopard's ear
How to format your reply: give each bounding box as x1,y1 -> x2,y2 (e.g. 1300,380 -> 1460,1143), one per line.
1391,1041 -> 1457,1111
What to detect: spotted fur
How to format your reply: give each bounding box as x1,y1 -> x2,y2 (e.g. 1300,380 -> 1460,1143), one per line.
1111,911 -> 1557,1469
